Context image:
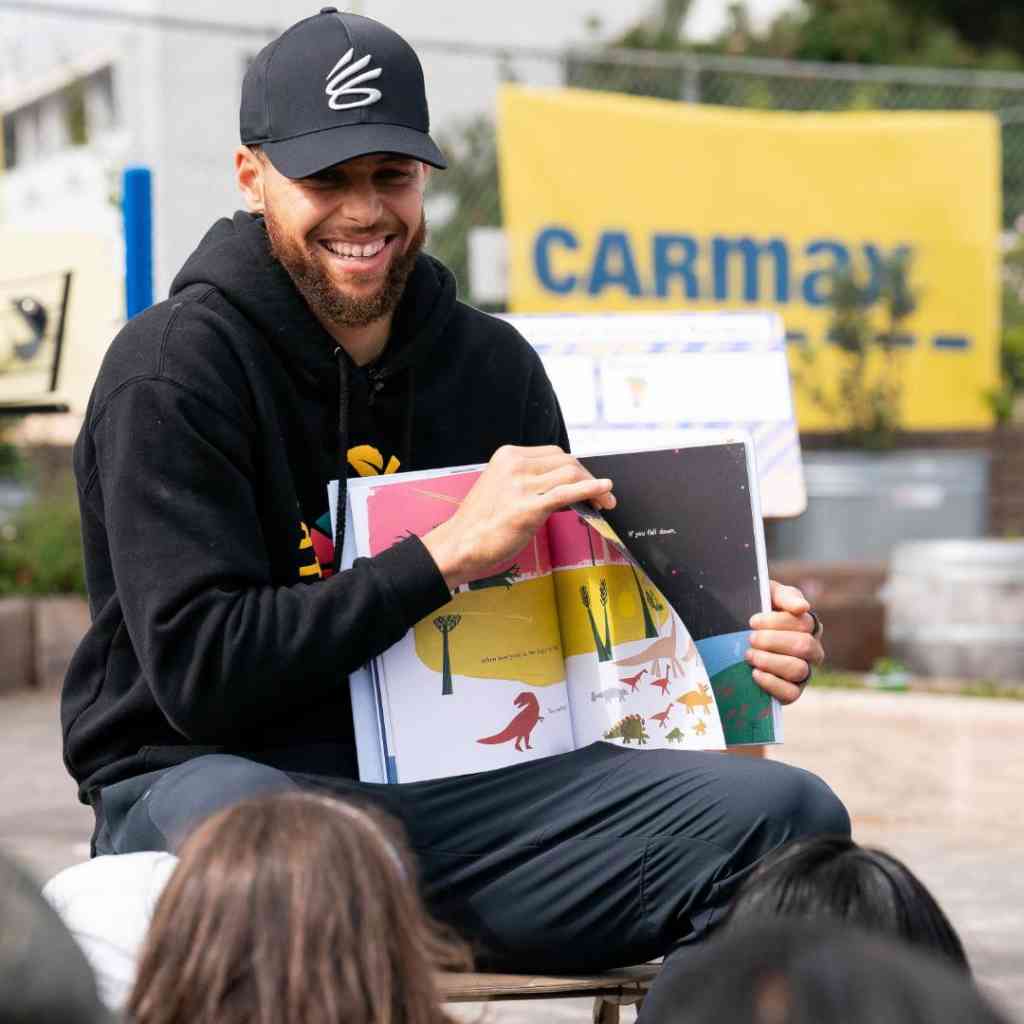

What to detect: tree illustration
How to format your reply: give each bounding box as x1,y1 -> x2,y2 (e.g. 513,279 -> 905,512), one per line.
599,578 -> 612,655
583,519 -> 597,566
580,583 -> 612,662
631,564 -> 659,638
433,614 -> 462,695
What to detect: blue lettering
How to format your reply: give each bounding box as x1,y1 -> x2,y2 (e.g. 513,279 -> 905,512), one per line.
588,231 -> 642,297
802,239 -> 850,306
711,236 -> 789,303
534,226 -> 579,294
653,234 -> 700,299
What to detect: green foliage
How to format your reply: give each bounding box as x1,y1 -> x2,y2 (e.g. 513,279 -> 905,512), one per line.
793,250 -> 917,449
989,235 -> 1024,421
0,485 -> 85,595
426,115 -> 501,307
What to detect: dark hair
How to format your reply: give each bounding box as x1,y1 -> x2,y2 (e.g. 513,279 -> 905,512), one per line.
127,792 -> 471,1024
721,835 -> 968,969
0,850 -> 111,1024
641,920 -> 1010,1024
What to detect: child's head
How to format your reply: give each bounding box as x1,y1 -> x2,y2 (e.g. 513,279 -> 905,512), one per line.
0,851 -> 111,1024
722,835 -> 968,969
641,920 -> 1008,1024
128,791 -> 470,1024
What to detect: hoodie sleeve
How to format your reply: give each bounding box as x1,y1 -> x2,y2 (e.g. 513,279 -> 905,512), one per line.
89,376 -> 451,742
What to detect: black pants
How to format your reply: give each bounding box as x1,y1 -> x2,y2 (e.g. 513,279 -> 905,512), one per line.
93,743 -> 849,972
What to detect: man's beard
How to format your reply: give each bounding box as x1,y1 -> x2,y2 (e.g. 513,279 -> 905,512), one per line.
265,208 -> 426,329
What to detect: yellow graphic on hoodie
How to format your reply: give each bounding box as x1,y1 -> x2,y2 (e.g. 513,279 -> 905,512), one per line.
348,444 -> 401,477
297,521 -> 322,579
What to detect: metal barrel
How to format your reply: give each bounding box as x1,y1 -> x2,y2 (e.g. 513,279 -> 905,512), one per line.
885,539 -> 1024,681
766,451 -> 990,563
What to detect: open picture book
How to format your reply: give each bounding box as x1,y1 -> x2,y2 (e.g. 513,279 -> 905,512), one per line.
340,438 -> 780,784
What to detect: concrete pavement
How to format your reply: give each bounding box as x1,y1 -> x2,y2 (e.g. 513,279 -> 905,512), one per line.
2,686 -> 1022,1022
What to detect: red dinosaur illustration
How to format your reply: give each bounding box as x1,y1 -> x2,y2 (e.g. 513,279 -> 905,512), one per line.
477,692 -> 543,752
650,675 -> 671,697
619,669 -> 647,693
650,703 -> 674,729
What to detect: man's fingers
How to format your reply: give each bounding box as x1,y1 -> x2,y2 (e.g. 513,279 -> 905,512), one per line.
748,629 -> 824,665
768,580 -> 811,615
537,476 -> 614,513
749,610 -> 817,633
746,647 -> 812,683
750,668 -> 805,706
532,462 -> 591,495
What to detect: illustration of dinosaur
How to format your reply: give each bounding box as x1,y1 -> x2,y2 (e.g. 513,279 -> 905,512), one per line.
694,719 -> 707,736
666,727 -> 685,743
603,714 -> 649,745
619,669 -> 647,693
468,564 -> 521,590
477,692 -> 543,752
650,675 -> 671,697
590,687 -> 629,703
650,703 -> 674,729
615,616 -> 685,678
677,682 -> 714,716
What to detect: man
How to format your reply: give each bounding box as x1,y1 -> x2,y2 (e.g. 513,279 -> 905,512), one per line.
62,9 -> 847,971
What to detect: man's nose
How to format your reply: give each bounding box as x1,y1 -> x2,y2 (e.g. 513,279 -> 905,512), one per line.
339,182 -> 382,226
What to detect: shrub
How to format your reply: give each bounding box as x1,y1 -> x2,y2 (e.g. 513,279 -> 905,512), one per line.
0,485 -> 85,595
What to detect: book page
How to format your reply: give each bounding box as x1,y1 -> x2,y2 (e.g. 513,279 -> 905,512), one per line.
580,443 -> 778,747
548,507 -> 725,750
347,469 -> 574,783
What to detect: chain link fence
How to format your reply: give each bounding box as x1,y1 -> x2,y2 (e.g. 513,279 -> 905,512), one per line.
419,42 -> 1024,307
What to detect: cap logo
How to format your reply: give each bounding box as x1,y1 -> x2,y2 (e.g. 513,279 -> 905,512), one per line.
325,48 -> 383,111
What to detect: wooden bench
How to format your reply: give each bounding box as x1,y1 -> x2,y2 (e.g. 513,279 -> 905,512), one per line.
440,964 -> 659,1022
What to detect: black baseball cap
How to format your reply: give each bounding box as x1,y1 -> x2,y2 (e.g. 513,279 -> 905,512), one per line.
240,7 -> 447,178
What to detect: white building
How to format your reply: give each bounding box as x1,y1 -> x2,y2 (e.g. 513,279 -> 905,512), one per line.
0,0 -> 666,299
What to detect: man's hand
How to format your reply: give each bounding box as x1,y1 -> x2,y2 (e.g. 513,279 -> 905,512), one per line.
422,446 -> 615,591
745,581 -> 824,705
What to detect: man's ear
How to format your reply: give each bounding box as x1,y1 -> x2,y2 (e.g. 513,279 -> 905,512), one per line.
235,146 -> 266,212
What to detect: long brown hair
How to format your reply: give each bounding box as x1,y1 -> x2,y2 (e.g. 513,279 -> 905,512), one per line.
127,792 -> 471,1024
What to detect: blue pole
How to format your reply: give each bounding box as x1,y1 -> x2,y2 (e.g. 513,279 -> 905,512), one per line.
123,166 -> 153,318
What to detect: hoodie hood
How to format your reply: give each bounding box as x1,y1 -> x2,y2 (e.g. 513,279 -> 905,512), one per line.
169,211 -> 457,383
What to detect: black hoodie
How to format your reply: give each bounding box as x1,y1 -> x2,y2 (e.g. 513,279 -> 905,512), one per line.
62,212 -> 568,801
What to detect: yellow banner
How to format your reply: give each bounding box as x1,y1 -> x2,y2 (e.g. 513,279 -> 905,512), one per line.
498,86 -> 1001,431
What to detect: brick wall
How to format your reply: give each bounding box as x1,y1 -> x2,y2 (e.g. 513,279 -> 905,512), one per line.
991,426 -> 1024,537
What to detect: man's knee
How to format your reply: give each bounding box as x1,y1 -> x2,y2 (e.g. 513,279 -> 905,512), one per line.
760,760 -> 850,841
107,754 -> 298,853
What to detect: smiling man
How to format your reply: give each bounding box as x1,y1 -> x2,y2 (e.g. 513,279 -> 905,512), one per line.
63,9 -> 847,973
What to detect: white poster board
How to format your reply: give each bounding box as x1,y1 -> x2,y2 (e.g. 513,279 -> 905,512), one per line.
504,311 -> 806,518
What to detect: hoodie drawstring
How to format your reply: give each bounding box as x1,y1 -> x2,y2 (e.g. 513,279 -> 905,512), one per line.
332,347 -> 350,574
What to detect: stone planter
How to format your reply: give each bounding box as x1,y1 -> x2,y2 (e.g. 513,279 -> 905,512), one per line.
0,595 -> 89,693
0,597 -> 36,693
885,540 -> 1024,682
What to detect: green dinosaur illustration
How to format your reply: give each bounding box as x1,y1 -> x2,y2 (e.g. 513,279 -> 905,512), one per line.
604,713 -> 649,745
665,727 -> 685,744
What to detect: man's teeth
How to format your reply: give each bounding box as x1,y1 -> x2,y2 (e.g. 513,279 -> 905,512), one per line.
323,238 -> 387,259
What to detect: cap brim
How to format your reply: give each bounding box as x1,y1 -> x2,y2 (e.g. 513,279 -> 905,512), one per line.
262,124 -> 447,178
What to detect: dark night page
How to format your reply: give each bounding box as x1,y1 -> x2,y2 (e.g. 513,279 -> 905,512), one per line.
580,443 -> 777,745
